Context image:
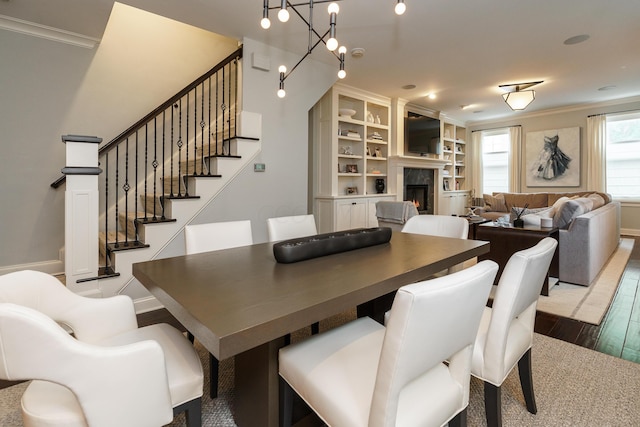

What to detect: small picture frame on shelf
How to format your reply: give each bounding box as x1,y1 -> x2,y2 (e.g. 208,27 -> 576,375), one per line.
346,164 -> 358,173
443,180 -> 450,191
346,186 -> 358,195
374,147 -> 382,157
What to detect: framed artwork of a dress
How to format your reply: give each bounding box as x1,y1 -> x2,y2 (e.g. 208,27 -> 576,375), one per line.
525,127 -> 580,187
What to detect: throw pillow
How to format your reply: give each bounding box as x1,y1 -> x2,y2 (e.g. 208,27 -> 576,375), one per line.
483,193 -> 507,212
587,193 -> 606,209
553,198 -> 594,229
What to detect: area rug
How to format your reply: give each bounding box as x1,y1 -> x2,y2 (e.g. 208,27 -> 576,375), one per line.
534,238 -> 634,325
2,329 -> 639,427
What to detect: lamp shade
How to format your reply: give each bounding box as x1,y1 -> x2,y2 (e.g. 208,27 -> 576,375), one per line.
502,90 -> 535,110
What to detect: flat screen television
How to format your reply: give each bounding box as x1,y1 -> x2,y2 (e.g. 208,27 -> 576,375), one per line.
405,113 -> 441,156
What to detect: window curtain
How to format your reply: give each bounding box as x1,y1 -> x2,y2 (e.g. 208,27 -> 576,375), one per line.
508,126 -> 522,192
470,130 -> 483,199
586,114 -> 607,192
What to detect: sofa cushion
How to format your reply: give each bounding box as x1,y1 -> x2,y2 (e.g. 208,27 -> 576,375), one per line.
554,197 -> 594,229
483,193 -> 507,212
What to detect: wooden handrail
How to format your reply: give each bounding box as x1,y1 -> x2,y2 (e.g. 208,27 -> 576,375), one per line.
51,46 -> 243,189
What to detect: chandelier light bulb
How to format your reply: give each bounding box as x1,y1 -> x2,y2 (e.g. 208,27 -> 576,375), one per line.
278,8 -> 290,22
277,89 -> 286,98
260,17 -> 271,29
338,69 -> 346,79
327,2 -> 340,14
278,65 -> 287,74
326,37 -> 338,51
338,45 -> 347,54
395,1 -> 406,15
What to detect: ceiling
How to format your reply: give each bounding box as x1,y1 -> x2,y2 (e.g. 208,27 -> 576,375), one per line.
2,0 -> 640,123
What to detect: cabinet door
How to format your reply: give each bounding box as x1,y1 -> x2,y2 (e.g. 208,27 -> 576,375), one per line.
336,200 -> 367,231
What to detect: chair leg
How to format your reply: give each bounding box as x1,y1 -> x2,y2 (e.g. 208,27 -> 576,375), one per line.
484,382 -> 502,427
311,321 -> 320,335
279,377 -> 294,427
449,408 -> 467,427
173,397 -> 201,427
209,353 -> 219,399
518,348 -> 537,414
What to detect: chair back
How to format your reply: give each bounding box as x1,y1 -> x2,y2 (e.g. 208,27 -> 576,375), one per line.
185,220 -> 253,254
401,214 -> 469,239
267,214 -> 317,242
481,237 -> 557,382
0,303 -> 173,426
369,260 -> 498,426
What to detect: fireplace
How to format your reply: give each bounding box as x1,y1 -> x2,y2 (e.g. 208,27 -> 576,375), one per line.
403,168 -> 435,214
406,185 -> 428,213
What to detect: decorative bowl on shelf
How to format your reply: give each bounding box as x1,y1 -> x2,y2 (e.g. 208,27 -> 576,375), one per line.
339,108 -> 356,118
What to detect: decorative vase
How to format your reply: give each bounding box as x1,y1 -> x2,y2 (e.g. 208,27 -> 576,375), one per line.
375,178 -> 385,194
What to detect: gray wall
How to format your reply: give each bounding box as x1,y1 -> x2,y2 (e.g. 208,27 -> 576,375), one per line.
0,5 -> 240,272
467,98 -> 640,234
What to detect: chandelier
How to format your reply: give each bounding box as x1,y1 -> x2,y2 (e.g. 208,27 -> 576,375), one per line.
261,1 -> 409,98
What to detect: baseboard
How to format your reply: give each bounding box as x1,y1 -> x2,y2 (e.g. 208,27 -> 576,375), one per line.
0,260 -> 64,276
621,228 -> 640,237
134,295 -> 165,314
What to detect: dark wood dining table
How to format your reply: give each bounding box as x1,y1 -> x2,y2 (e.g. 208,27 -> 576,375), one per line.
133,230 -> 489,427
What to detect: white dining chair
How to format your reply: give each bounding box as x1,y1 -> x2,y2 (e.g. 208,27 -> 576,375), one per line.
402,214 -> 470,275
266,214 -> 320,336
279,260 -> 498,427
266,214 -> 317,242
0,270 -> 203,427
184,219 -> 253,398
471,237 -> 557,427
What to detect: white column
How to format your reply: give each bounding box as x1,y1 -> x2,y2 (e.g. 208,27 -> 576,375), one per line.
62,134 -> 102,295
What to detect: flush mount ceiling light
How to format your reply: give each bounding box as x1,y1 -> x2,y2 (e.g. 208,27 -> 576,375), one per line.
499,81 -> 543,111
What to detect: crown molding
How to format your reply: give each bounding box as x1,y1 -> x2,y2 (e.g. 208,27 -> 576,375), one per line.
0,14 -> 100,48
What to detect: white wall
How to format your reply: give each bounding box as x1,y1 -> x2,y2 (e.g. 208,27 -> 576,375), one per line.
467,98 -> 640,234
0,3 -> 239,272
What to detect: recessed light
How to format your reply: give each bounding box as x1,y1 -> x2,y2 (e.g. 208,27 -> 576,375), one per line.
401,84 -> 416,90
598,85 -> 617,91
426,93 -> 436,99
564,34 -> 590,45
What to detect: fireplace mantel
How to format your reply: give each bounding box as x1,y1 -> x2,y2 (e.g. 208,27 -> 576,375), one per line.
388,155 -> 449,170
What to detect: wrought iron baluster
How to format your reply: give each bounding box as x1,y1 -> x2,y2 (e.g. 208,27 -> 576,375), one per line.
185,92 -> 190,196
177,99 -> 183,197
161,110 -> 166,219
144,123 -> 149,220
222,64 -> 227,156
170,105 -> 175,197
152,116 -> 158,221
208,75 -> 212,170
124,137 -> 130,242
134,131 -> 139,235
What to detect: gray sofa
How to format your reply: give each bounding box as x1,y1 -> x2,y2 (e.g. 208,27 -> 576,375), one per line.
477,192 -> 621,286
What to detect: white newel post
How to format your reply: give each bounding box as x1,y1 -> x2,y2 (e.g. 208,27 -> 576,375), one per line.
62,134 -> 102,295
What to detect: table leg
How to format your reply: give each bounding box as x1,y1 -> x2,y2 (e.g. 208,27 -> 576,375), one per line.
234,336 -> 287,427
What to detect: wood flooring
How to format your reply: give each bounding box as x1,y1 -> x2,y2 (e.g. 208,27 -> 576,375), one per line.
534,235 -> 640,363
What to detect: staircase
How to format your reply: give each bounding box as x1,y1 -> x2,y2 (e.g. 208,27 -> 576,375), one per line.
53,46 -> 263,308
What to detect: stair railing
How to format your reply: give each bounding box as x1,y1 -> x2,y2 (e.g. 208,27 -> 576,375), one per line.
53,47 -> 243,277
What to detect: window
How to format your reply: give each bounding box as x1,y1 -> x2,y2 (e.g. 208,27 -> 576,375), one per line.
606,112 -> 640,199
481,129 -> 510,194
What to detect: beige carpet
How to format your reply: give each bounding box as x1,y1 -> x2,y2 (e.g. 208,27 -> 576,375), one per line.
534,238 -> 634,325
2,324 -> 640,426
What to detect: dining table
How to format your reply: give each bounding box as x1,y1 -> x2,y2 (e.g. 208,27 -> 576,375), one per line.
132,229 -> 489,427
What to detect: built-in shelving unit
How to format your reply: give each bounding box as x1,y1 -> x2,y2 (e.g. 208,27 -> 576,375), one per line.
441,121 -> 467,192
311,84 -> 394,232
